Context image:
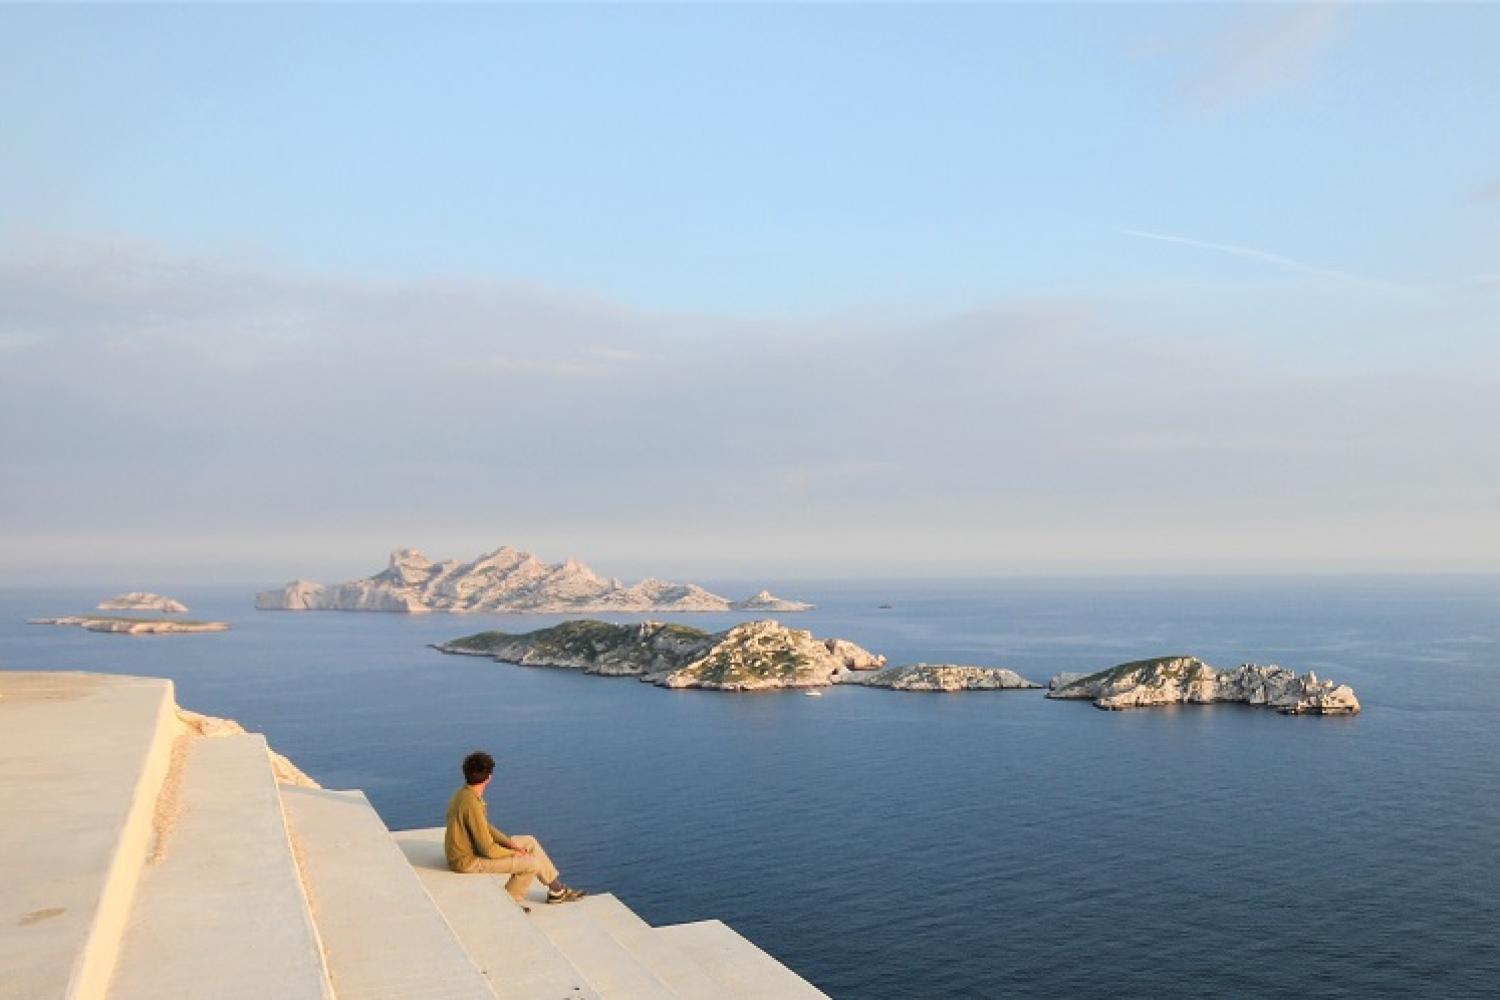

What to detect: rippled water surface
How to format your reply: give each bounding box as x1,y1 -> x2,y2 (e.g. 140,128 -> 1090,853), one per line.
4,577 -> 1498,998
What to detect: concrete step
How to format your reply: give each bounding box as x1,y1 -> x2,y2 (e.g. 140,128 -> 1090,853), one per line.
519,887 -> 679,1000
569,895 -> 723,999
280,789 -> 495,1000
392,827 -> 599,1000
0,672 -> 179,1000
653,920 -> 828,999
108,733 -> 332,1000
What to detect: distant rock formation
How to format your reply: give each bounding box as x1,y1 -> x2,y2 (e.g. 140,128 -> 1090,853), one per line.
436,619 -> 885,690
1046,656 -> 1360,715
857,664 -> 1041,692
730,590 -> 815,612
99,592 -> 189,613
256,546 -> 813,614
30,616 -> 230,635
660,620 -> 883,690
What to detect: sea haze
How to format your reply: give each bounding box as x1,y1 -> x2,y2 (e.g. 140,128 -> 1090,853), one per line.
4,577 -> 1497,999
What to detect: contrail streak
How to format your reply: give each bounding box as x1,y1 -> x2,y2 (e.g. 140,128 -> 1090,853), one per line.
1123,229 -> 1409,292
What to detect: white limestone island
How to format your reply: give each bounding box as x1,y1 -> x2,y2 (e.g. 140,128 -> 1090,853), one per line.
99,591 -> 189,613
855,663 -> 1041,692
1046,655 -> 1361,715
256,545 -> 814,614
29,615 -> 230,635
437,619 -> 885,690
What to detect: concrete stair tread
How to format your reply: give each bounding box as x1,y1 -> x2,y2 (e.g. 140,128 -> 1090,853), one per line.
0,672 -> 178,1000
522,895 -> 678,1000
653,920 -> 828,999
574,896 -> 725,999
281,789 -> 495,1000
392,828 -> 599,1000
109,733 -> 332,1000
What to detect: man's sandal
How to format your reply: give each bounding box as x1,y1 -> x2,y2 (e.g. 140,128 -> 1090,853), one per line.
546,886 -> 587,904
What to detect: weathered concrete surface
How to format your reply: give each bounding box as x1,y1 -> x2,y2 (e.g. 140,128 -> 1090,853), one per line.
521,891 -> 676,999
568,895 -> 724,998
281,791 -> 495,1000
108,734 -> 332,1000
392,828 -> 598,1000
0,672 -> 177,1000
654,921 -> 828,999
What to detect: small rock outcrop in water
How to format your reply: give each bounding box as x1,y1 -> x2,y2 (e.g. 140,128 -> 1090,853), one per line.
730,590 -> 815,612
436,619 -> 885,690
30,616 -> 230,635
857,664 -> 1042,692
98,592 -> 189,613
256,546 -> 813,614
1046,656 -> 1360,715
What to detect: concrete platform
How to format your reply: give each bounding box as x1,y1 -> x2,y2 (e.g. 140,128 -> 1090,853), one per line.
108,734 -> 332,1000
281,789 -> 495,1000
653,920 -> 828,999
392,827 -> 598,1000
0,672 -> 178,1000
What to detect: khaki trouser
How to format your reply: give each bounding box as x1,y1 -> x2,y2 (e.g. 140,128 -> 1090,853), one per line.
460,835 -> 560,902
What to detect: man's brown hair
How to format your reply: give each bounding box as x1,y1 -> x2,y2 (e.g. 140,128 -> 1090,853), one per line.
462,750 -> 495,785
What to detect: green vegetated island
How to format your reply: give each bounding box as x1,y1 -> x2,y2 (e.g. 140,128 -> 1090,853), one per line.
434,620 -> 1360,713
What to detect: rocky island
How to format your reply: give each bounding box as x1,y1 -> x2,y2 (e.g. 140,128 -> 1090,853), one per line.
436,619 -> 885,689
855,664 -> 1041,692
98,592 -> 189,613
1046,656 -> 1360,714
256,546 -> 813,614
30,616 -> 230,635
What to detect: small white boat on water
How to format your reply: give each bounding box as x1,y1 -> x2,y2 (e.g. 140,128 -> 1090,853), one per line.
804,690 -> 824,697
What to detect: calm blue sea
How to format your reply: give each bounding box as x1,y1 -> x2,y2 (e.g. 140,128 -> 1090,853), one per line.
3,577 -> 1498,999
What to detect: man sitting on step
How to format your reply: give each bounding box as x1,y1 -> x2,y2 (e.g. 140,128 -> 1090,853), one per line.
445,750 -> 587,909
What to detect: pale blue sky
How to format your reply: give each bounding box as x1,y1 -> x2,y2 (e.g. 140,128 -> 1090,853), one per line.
6,4 -> 1497,313
1,4 -> 1497,581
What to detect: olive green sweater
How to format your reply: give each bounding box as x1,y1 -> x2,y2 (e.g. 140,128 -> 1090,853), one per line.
444,785 -> 515,872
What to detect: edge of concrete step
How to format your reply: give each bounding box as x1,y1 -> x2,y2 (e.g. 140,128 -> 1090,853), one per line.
392,827 -> 602,1000
653,920 -> 828,999
563,895 -> 724,999
0,672 -> 179,1000
282,789 -> 496,1000
108,733 -> 333,1000
522,891 -> 679,999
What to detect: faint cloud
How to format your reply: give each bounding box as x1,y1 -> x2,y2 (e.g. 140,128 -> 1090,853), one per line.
0,330 -> 42,353
779,460 -> 900,493
3,230 -> 1498,579
465,350 -> 646,379
587,345 -> 651,365
1123,229 -> 1412,293
1175,5 -> 1346,113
